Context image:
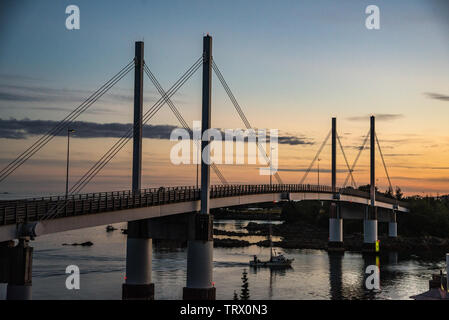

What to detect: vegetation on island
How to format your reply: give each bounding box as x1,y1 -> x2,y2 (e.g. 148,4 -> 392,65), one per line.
280,185 -> 449,239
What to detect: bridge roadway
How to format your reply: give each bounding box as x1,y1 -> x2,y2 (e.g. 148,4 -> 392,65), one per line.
0,184 -> 408,242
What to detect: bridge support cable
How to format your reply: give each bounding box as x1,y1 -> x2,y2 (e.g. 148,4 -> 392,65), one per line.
342,130 -> 370,189
211,60 -> 283,184
299,130 -> 331,185
66,59 -> 202,195
41,57 -> 203,221
0,60 -> 135,183
375,132 -> 393,193
336,133 -> 357,188
143,64 -> 228,185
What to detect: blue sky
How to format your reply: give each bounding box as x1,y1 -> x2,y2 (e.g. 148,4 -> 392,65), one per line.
0,0 -> 448,195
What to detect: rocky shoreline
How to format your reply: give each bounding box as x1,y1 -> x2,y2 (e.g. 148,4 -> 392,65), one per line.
213,220 -> 449,253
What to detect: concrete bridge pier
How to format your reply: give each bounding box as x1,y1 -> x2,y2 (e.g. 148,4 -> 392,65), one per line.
2,238 -> 33,300
0,241 -> 10,299
122,220 -> 154,300
388,211 -> 398,238
363,206 -> 378,253
328,202 -> 344,252
183,214 -> 215,300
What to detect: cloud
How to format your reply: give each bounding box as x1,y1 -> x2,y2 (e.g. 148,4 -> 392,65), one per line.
0,82 -> 133,104
0,118 -> 311,145
0,73 -> 42,82
275,168 -> 351,173
392,165 -> 449,170
383,153 -> 422,157
0,118 -> 177,140
277,135 -> 313,146
425,92 -> 449,102
346,114 -> 404,122
392,175 -> 449,183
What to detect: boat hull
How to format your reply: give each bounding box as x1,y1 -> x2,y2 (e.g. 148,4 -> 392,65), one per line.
249,259 -> 293,268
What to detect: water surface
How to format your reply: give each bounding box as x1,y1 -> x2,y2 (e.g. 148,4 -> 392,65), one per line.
5,219 -> 444,300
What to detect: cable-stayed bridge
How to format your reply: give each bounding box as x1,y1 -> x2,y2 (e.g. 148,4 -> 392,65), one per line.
0,36 -> 408,300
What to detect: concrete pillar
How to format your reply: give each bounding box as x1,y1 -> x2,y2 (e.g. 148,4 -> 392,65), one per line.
363,206 -> 378,253
1,241 -> 12,300
122,221 -> 154,300
183,35 -> 215,300
329,218 -> 343,242
184,214 -> 215,299
6,238 -> 33,300
122,41 -> 154,300
328,203 -> 344,251
186,240 -> 213,288
0,283 -> 6,300
388,211 -> 397,238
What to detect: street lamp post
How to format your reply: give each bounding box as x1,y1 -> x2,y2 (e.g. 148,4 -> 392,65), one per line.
270,146 -> 275,187
317,158 -> 321,187
66,129 -> 75,199
196,140 -> 200,189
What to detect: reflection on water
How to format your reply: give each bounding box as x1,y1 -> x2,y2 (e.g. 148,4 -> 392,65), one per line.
214,235 -> 282,242
214,219 -> 283,233
6,220 -> 446,300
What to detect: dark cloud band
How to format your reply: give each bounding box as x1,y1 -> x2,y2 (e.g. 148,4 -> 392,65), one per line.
0,118 -> 312,146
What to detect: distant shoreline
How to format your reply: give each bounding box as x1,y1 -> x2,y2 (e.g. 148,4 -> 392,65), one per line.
213,215 -> 449,254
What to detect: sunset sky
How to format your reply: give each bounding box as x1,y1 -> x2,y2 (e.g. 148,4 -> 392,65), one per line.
0,0 -> 448,196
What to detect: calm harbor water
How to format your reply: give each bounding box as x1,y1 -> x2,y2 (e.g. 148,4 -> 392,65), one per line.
2,219 -> 445,300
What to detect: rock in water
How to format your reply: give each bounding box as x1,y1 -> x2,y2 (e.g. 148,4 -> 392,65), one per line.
62,241 -> 93,246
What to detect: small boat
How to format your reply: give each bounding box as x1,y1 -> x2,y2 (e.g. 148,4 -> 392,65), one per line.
250,249 -> 294,268
249,223 -> 293,268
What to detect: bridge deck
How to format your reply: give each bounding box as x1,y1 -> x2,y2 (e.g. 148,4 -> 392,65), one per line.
0,184 -> 407,226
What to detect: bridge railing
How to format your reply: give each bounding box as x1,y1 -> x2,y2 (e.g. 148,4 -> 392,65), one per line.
0,184 -> 406,226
